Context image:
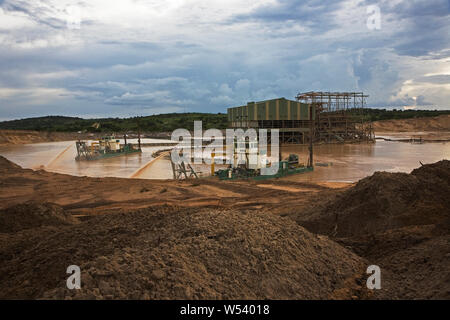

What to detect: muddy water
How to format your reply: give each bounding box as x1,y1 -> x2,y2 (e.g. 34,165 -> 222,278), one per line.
0,138 -> 449,182
281,140 -> 450,182
0,139 -> 175,179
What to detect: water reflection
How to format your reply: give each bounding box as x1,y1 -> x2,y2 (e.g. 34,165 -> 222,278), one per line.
0,140 -> 448,182
0,139 -> 174,179
281,141 -> 449,182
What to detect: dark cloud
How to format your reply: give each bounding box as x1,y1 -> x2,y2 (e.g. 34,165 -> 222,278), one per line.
2,0 -> 67,29
229,0 -> 342,33
380,0 -> 449,57
0,0 -> 449,120
390,0 -> 449,18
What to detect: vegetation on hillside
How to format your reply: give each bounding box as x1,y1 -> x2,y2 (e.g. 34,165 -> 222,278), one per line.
0,109 -> 448,133
0,113 -> 228,133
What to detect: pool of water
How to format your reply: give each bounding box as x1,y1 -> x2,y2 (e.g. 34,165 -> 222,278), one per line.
0,139 -> 174,179
280,140 -> 449,182
0,138 -> 448,182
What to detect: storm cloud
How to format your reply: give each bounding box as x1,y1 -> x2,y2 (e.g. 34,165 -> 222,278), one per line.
0,0 -> 449,120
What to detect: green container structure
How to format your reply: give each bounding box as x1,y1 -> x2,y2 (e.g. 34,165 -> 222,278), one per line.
227,97 -> 316,144
217,162 -> 313,181
227,98 -> 314,124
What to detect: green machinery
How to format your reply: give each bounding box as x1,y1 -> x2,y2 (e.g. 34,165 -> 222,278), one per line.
216,154 -> 313,181
75,135 -> 142,161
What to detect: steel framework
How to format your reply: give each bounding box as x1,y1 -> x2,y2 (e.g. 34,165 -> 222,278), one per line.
296,92 -> 374,143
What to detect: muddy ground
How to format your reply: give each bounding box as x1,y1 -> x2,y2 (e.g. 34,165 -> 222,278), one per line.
0,156 -> 448,299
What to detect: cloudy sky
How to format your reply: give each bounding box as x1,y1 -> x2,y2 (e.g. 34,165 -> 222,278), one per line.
0,0 -> 449,120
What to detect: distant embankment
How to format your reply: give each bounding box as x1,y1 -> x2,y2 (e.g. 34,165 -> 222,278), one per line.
0,130 -> 93,146
373,114 -> 450,132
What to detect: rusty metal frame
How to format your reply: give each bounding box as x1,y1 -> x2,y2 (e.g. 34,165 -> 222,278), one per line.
296,91 -> 374,143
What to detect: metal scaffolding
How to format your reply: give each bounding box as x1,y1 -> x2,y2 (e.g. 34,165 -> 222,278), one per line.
296,92 -> 374,143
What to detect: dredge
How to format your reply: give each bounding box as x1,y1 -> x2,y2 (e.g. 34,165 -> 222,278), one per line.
216,135 -> 314,181
216,154 -> 313,181
75,135 -> 142,161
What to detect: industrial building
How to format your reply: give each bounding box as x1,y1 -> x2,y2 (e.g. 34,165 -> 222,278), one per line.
227,97 -> 316,144
228,92 -> 374,144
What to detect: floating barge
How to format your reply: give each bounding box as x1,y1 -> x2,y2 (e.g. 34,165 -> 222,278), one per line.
216,152 -> 314,181
216,161 -> 313,181
75,136 -> 142,161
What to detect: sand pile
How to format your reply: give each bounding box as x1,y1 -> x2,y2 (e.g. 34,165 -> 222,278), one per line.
0,130 -> 91,146
0,202 -> 78,233
288,160 -> 450,299
296,160 -> 450,238
0,206 -> 366,299
372,114 -> 450,132
0,130 -> 52,145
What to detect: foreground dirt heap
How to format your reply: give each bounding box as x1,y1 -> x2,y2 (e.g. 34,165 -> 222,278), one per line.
0,205 -> 365,299
296,160 -> 450,237
0,202 -> 78,233
290,160 -> 450,299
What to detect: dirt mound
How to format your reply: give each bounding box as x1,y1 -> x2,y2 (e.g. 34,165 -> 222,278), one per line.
287,160 -> 450,299
0,130 -> 52,145
0,202 -> 78,233
0,156 -> 22,172
372,114 -> 450,132
0,130 -> 97,146
296,160 -> 450,238
411,159 -> 450,183
374,234 -> 450,299
0,206 -> 366,299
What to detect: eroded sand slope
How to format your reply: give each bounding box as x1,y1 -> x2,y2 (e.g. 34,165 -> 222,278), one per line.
373,114 -> 450,132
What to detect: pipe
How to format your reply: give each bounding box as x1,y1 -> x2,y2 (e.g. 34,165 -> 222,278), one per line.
138,130 -> 141,149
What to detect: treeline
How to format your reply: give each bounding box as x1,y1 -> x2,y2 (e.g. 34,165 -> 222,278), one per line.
0,109 -> 449,133
0,113 -> 228,133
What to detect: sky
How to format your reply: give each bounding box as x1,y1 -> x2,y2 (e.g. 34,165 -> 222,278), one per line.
0,0 -> 449,120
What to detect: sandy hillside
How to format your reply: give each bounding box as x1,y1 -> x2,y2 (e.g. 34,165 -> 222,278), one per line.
0,130 -> 93,146
0,130 -> 163,146
285,160 -> 450,299
372,114 -> 450,132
